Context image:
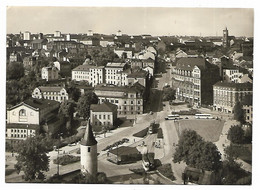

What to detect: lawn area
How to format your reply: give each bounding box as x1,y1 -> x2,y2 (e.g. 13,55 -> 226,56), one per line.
176,120 -> 225,142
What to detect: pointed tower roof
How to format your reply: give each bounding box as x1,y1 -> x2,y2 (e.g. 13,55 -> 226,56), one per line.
80,119 -> 97,146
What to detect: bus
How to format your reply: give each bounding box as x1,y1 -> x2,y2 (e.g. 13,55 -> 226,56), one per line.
165,114 -> 180,120
194,114 -> 213,119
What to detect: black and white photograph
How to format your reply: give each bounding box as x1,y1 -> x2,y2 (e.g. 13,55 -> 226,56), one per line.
1,0 -> 258,187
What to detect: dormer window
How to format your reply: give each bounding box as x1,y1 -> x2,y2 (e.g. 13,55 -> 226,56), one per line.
19,109 -> 26,116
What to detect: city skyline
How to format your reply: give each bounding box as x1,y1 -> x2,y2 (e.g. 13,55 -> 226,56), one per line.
7,7 -> 254,37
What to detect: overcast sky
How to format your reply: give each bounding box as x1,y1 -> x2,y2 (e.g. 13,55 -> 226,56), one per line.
6,7 -> 254,37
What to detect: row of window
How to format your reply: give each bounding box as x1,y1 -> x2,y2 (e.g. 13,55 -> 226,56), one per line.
10,129 -> 33,133
94,121 -> 111,126
118,111 -> 141,115
100,98 -> 141,105
6,134 -> 30,138
94,114 -> 111,120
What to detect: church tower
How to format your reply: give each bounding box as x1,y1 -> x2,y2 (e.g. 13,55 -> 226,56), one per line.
223,27 -> 229,48
80,119 -> 98,177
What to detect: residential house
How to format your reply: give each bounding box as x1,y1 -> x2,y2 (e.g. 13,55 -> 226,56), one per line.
127,70 -> 148,87
41,66 -> 59,81
114,48 -> 133,59
32,86 -> 69,103
90,101 -> 118,129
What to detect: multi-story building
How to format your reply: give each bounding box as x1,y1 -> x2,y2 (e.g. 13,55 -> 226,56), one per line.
213,82 -> 253,113
72,64 -> 105,87
105,62 -> 127,85
243,104 -> 253,124
6,99 -> 60,141
90,101 -> 118,129
127,70 -> 148,87
41,66 -> 59,81
32,86 -> 69,103
94,83 -> 144,120
223,68 -> 243,83
173,57 -> 220,106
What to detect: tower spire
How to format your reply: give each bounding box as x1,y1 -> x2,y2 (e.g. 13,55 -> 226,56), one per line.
81,119 -> 97,146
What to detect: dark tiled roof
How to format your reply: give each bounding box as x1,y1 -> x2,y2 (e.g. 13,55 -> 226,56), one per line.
38,86 -> 64,92
6,123 -> 39,130
90,101 -> 117,112
8,98 -> 59,111
72,64 -> 104,71
94,84 -> 143,93
109,146 -> 140,156
176,58 -> 206,71
127,70 -> 148,78
213,81 -> 253,89
80,119 -> 97,146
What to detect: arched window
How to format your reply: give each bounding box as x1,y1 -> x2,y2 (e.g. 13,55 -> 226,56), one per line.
19,109 -> 26,116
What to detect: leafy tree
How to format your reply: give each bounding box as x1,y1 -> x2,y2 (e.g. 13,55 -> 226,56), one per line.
173,129 -> 221,172
227,125 -> 244,144
77,92 -> 98,119
14,136 -> 50,181
6,62 -> 25,80
67,85 -> 81,102
59,101 -> 75,133
233,102 -> 245,123
162,87 -> 176,101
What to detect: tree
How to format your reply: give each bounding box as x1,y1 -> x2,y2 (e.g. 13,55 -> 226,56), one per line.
173,129 -> 222,172
162,87 -> 176,101
7,62 -> 24,80
59,101 -> 75,133
77,92 -> 98,119
233,102 -> 245,123
227,125 -> 244,144
14,136 -> 50,181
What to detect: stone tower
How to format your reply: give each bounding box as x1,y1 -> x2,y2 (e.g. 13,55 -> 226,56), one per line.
223,27 -> 229,48
80,119 -> 98,177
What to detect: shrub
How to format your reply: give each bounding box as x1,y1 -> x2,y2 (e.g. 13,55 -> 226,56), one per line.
102,138 -> 130,151
129,168 -> 145,176
157,163 -> 175,181
157,128 -> 163,139
133,128 -> 149,138
53,155 -> 80,166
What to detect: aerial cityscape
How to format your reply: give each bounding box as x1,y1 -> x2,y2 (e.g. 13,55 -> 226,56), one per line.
5,7 -> 253,185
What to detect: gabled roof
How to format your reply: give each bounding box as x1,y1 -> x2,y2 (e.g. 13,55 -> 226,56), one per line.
80,119 -> 97,146
176,58 -> 206,71
7,98 -> 59,111
90,101 -> 117,112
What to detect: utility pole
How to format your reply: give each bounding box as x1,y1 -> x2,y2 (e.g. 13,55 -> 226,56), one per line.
57,133 -> 63,176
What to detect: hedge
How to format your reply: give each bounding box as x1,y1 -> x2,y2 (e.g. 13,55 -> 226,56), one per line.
133,128 -> 149,138
53,155 -> 80,165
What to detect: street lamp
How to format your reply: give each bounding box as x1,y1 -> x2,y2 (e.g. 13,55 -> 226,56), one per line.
57,133 -> 63,176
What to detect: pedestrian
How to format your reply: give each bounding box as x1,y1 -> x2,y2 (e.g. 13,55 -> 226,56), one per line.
134,138 -> 135,142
